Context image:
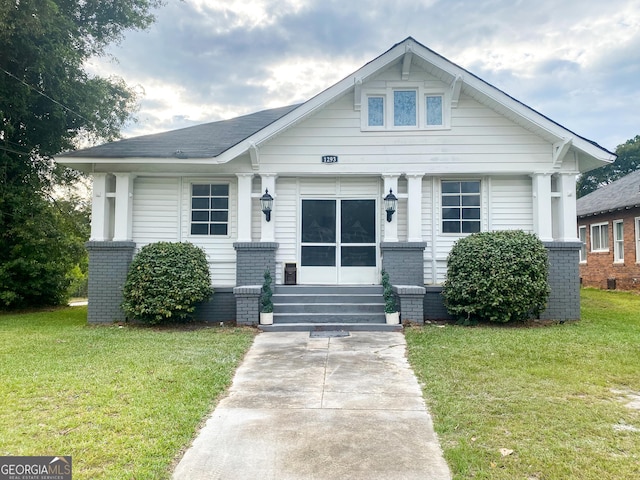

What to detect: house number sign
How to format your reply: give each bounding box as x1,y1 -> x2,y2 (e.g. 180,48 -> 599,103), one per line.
321,155 -> 338,163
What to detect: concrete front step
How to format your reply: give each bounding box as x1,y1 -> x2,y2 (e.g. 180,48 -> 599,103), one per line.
274,285 -> 382,295
271,284 -> 386,326
259,322 -> 402,332
273,313 -> 386,324
274,294 -> 383,304
274,303 -> 384,314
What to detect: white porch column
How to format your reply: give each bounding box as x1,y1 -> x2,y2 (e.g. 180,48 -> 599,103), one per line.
532,173 -> 553,242
113,173 -> 135,242
407,174 -> 424,242
236,173 -> 253,242
382,174 -> 400,242
260,174 -> 277,243
90,173 -> 109,241
558,173 -> 579,242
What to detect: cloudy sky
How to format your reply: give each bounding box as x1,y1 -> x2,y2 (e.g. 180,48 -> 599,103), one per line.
87,0 -> 640,152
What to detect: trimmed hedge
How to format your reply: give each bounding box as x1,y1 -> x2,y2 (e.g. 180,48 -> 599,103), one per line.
442,230 -> 549,324
122,242 -> 212,324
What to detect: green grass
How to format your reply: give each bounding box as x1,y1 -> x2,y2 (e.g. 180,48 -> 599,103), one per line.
406,288 -> 640,479
0,307 -> 255,479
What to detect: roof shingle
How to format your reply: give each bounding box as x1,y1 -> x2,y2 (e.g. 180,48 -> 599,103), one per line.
59,104 -> 300,159
577,169 -> 640,217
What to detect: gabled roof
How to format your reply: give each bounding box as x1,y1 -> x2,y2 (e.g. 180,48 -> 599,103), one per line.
59,104 -> 300,159
577,169 -> 640,217
58,37 -> 615,171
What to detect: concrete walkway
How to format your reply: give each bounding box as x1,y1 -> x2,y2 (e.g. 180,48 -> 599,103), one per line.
172,331 -> 451,480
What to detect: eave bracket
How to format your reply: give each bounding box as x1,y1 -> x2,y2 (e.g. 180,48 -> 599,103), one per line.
249,142 -> 260,170
553,138 -> 572,168
402,46 -> 413,81
450,75 -> 463,108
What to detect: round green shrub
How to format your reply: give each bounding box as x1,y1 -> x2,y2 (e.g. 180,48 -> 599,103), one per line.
442,230 -> 550,324
122,242 -> 212,325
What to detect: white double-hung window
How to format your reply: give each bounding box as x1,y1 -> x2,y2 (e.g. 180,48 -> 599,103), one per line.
590,222 -> 609,252
578,226 -> 587,263
613,220 -> 624,263
636,217 -> 640,263
190,183 -> 229,236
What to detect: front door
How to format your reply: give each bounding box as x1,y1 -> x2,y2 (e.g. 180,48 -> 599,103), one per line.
299,199 -> 377,284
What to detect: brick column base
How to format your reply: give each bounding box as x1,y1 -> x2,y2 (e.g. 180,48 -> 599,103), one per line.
542,241 -> 581,321
234,242 -> 278,286
233,286 -> 261,326
393,285 -> 426,324
380,242 -> 427,286
85,241 -> 136,324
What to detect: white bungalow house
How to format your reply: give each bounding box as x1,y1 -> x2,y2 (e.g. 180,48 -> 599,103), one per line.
57,37 -> 614,328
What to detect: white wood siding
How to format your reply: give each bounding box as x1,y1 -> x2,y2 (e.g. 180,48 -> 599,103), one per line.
490,176 -> 533,232
274,178 -> 298,284
258,88 -> 551,176
180,177 -> 238,287
132,177 -> 180,246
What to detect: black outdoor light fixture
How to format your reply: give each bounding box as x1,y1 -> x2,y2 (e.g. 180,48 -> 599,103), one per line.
260,189 -> 274,222
384,188 -> 397,222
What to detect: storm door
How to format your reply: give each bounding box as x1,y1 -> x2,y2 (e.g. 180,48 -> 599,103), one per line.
299,199 -> 377,284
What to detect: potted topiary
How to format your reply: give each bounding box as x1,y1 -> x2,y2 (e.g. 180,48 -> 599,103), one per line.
381,270 -> 399,324
260,269 -> 274,325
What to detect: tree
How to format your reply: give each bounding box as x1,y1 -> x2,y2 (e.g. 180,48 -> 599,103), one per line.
577,135 -> 640,197
0,0 -> 162,308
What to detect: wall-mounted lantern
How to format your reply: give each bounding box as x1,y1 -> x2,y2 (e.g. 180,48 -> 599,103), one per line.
384,188 -> 397,222
260,189 -> 274,222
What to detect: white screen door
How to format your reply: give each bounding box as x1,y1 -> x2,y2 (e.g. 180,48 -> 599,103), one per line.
299,199 -> 377,284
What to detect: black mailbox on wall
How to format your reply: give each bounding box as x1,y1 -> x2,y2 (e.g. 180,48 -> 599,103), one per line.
284,263 -> 297,285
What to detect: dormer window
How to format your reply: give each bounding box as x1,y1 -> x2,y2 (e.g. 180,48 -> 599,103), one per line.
367,96 -> 385,127
362,84 -> 449,131
426,95 -> 443,126
393,90 -> 417,126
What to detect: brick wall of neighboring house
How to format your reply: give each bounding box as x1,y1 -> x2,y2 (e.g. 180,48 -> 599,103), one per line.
578,207 -> 640,291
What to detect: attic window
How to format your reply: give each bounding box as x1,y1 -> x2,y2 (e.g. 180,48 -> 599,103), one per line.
361,84 -> 449,131
367,96 -> 384,127
426,95 -> 443,125
393,90 -> 417,126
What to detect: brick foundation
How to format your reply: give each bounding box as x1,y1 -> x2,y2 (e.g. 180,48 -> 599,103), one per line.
193,288 -> 236,322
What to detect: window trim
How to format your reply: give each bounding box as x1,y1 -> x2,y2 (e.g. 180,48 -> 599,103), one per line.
440,179 -> 482,235
590,222 -> 609,253
578,225 -> 587,263
189,182 -> 230,237
636,217 -> 640,264
613,219 -> 624,263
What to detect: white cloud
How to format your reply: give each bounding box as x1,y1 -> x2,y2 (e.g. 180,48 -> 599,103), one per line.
86,0 -> 640,151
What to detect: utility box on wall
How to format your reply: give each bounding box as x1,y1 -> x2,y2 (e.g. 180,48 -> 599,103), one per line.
284,263 -> 297,285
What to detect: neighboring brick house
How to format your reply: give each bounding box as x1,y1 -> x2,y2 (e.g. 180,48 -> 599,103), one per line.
577,169 -> 640,291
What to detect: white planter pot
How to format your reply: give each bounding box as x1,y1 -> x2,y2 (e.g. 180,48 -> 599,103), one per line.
385,312 -> 400,325
260,312 -> 273,325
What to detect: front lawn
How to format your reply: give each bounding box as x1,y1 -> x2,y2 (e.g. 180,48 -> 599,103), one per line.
0,307 -> 255,479
406,288 -> 640,479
